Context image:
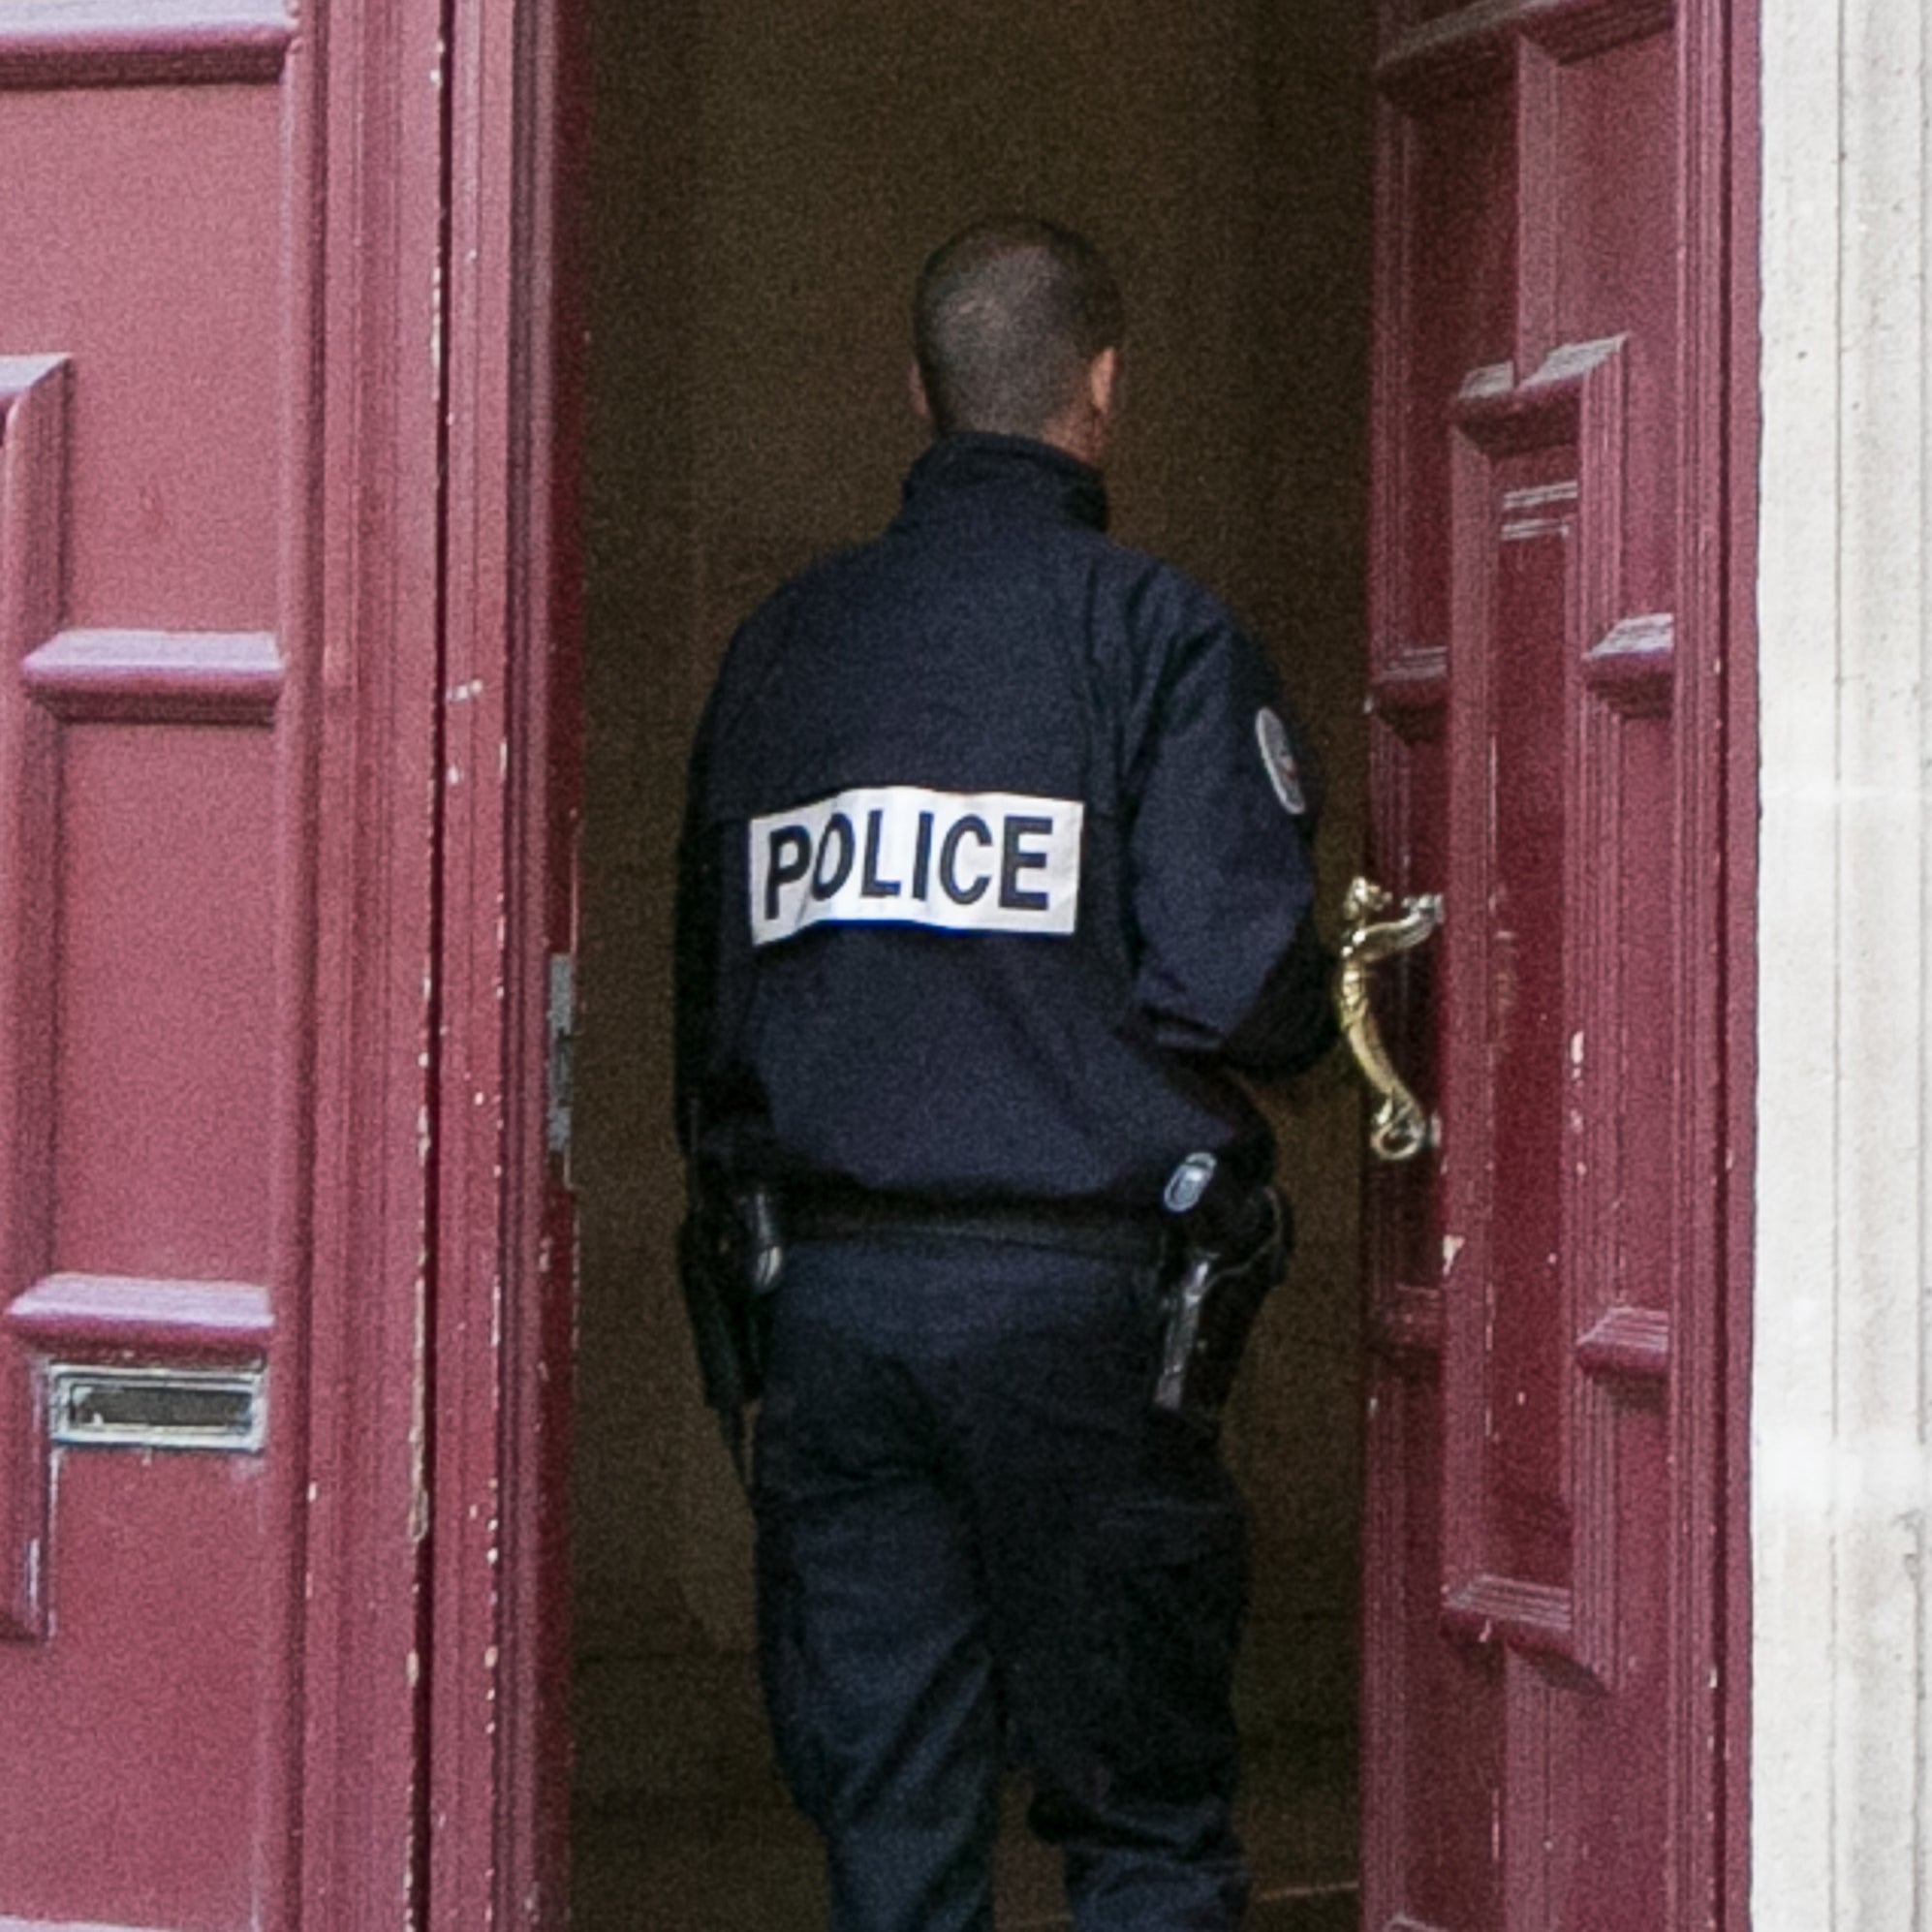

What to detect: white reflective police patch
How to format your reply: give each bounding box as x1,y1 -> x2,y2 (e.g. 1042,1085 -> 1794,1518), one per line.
1256,706 -> 1307,815
750,785 -> 1084,947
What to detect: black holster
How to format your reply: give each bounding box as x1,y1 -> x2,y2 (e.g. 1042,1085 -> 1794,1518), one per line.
1153,1169 -> 1291,1425
678,1175 -> 784,1477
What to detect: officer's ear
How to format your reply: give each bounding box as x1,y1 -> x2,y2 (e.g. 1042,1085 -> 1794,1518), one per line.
1086,347 -> 1122,459
1089,346 -> 1121,422
909,361 -> 933,426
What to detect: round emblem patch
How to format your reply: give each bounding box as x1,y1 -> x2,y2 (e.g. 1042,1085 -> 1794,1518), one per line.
1256,707 -> 1307,816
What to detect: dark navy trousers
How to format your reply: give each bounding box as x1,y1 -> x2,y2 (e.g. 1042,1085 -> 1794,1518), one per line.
752,1233 -> 1251,1931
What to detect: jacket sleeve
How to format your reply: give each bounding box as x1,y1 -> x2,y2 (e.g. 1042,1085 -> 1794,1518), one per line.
1124,608 -> 1337,1079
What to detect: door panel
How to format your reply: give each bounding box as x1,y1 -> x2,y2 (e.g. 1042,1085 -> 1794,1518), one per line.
0,55 -> 292,1919
1363,3 -> 1732,1927
0,4 -> 446,1926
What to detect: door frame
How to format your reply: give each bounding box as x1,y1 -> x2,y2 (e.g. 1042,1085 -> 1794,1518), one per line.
422,4 -> 1761,1928
1723,2 -> 1760,1922
286,0 -> 582,1913
296,0 -> 448,1920
1753,0 -> 1932,1922
423,0 -> 585,1920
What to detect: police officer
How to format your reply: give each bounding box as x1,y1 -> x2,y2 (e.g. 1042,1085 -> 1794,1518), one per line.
674,216 -> 1334,1932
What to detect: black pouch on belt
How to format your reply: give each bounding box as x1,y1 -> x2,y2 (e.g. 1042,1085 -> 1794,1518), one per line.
678,1170 -> 785,1480
1152,1154 -> 1292,1425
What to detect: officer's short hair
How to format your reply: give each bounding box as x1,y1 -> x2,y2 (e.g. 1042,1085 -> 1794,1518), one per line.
914,217 -> 1125,441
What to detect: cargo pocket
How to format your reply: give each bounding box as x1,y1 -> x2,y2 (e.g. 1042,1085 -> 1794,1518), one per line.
1079,1488 -> 1248,1799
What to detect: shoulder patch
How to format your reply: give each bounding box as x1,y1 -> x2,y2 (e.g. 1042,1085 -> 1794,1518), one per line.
1256,707 -> 1308,816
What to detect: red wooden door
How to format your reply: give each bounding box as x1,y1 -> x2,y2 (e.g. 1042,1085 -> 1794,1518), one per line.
0,6 -> 447,1927
1359,3 -> 1744,1928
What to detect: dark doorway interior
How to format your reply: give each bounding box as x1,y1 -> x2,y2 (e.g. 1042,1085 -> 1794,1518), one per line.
568,5 -> 1375,1923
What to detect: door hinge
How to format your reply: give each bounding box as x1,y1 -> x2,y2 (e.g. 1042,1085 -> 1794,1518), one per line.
546,952 -> 576,1164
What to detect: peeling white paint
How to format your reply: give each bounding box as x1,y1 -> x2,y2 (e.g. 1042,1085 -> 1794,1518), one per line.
408,1253 -> 431,1545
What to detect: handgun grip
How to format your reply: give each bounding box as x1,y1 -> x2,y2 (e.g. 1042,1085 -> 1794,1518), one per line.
1153,1262 -> 1213,1415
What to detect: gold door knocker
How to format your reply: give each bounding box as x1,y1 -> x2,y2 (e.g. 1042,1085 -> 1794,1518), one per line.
1335,876 -> 1444,1163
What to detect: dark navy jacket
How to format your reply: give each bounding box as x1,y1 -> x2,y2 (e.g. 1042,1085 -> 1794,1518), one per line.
674,434 -> 1333,1212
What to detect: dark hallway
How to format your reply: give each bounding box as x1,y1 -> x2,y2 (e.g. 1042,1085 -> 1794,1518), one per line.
568,3 -> 1376,1921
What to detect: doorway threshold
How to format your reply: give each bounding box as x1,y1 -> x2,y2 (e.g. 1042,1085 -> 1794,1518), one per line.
572,1732 -> 1356,1930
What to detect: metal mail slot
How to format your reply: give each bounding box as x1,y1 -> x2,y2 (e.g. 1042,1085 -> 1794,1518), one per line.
47,1363 -> 265,1453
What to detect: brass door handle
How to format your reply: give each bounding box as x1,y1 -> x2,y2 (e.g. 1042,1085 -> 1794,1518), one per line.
1335,876 -> 1443,1163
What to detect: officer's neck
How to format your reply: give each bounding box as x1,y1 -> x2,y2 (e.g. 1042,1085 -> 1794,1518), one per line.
1044,347 -> 1119,469
1039,401 -> 1111,471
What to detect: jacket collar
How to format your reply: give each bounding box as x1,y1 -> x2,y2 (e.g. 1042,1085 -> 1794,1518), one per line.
895,432 -> 1110,536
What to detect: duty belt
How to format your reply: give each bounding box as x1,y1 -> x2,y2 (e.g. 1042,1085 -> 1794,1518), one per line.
786,1184 -> 1168,1266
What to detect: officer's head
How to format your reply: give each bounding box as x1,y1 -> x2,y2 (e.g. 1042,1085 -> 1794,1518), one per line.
912,217 -> 1125,466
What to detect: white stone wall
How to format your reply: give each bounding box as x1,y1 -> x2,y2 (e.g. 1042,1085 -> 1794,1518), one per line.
1757,4 -> 1932,1926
